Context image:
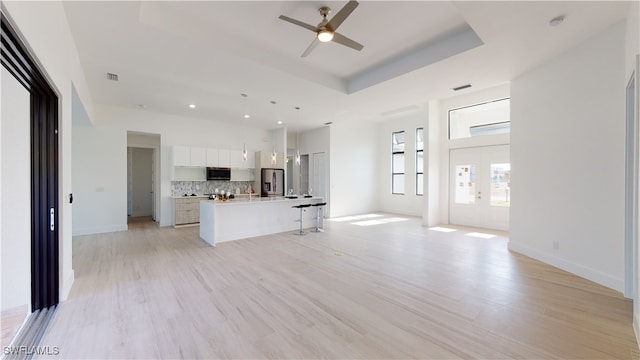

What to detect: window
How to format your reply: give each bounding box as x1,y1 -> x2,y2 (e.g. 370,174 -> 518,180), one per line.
449,98 -> 510,139
416,128 -> 424,195
490,163 -> 511,207
391,131 -> 405,194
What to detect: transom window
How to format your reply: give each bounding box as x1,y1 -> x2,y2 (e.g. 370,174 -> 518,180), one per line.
449,98 -> 510,139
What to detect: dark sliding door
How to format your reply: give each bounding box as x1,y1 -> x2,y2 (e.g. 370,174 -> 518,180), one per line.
1,13 -> 60,310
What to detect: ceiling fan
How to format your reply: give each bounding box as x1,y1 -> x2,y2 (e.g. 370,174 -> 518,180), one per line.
278,0 -> 364,57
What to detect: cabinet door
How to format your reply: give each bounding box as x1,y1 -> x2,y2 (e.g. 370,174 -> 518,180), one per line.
229,150 -> 243,168
245,150 -> 255,168
206,148 -> 218,167
218,149 -> 230,167
275,152 -> 285,169
190,147 -> 206,167
173,146 -> 191,167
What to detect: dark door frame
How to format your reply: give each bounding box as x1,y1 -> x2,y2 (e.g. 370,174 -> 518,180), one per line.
1,13 -> 60,310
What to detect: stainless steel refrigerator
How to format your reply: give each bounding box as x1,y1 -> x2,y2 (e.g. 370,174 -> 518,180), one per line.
261,168 -> 284,197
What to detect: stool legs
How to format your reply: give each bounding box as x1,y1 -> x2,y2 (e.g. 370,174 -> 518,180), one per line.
311,205 -> 324,233
294,207 -> 306,236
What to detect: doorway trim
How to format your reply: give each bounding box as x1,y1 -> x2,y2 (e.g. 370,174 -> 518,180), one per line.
1,12 -> 60,310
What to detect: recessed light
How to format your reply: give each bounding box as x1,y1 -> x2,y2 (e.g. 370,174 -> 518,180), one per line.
244,114 -> 250,118
277,120 -> 283,125
549,15 -> 565,27
188,104 -> 196,109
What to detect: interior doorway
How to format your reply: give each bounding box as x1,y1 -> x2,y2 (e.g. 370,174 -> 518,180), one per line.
128,147 -> 154,219
449,145 -> 510,231
127,132 -> 160,223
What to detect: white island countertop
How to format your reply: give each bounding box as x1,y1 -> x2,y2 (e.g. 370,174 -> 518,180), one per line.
200,196 -> 323,245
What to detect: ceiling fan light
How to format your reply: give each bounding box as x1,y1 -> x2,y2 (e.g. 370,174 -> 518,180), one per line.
317,30 -> 334,42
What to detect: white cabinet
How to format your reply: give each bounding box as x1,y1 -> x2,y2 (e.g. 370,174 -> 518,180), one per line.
206,148 -> 218,167
172,146 -> 206,167
172,146 -> 191,166
190,147 -> 206,167
207,148 -> 230,167
257,151 -> 285,168
230,149 -> 255,169
218,149 -> 230,167
230,168 -> 255,181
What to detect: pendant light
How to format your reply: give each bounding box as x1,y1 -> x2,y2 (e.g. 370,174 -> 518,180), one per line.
271,101 -> 277,165
241,94 -> 249,161
295,107 -> 301,166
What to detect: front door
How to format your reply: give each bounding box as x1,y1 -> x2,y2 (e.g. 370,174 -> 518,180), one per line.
449,145 -> 510,231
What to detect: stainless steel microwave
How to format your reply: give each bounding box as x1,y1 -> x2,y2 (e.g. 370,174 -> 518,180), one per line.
206,167 -> 231,180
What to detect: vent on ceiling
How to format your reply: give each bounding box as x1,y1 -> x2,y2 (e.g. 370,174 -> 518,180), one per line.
452,84 -> 472,91
105,72 -> 119,81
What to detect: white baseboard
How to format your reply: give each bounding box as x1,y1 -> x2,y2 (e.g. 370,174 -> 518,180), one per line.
508,241 -> 624,293
60,270 -> 74,301
72,224 -> 128,236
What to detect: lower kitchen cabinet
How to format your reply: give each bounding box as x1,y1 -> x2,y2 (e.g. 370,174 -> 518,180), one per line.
174,198 -> 201,226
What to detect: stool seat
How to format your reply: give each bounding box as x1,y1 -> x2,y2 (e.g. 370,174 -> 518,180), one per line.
292,204 -> 312,209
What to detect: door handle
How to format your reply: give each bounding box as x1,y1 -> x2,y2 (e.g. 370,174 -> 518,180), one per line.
50,208 -> 55,231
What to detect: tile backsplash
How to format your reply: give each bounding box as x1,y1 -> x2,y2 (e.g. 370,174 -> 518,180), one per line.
171,181 -> 255,196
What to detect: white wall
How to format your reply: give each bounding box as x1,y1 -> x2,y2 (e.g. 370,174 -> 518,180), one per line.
1,68 -> 31,312
623,0 -> 640,342
377,110 -> 428,216
437,84 -> 511,225
72,124 -> 128,235
329,119 -> 377,217
300,126 -> 330,209
3,0 -> 96,301
510,22 -> 626,292
72,104 -> 276,232
423,100 -> 441,226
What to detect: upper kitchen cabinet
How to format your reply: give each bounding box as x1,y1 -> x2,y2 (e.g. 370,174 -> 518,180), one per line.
172,146 -> 206,167
206,148 -> 218,167
230,149 -> 255,169
190,147 -> 206,167
256,151 -> 285,169
218,149 -> 230,167
206,148 -> 230,167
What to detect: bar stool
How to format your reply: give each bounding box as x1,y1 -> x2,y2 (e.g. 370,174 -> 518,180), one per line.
292,204 -> 312,235
311,202 -> 327,233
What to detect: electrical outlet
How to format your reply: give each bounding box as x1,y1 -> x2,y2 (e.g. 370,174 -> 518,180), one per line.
553,240 -> 560,250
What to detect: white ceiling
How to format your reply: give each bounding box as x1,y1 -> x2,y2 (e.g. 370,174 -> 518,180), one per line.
62,1 -> 631,131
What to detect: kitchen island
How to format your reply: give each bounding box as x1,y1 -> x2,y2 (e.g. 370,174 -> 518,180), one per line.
199,196 -> 324,246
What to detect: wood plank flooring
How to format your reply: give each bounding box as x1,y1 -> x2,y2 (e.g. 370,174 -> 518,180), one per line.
38,214 -> 638,359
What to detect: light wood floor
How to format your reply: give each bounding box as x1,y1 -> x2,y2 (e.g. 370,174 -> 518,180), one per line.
38,214 -> 638,359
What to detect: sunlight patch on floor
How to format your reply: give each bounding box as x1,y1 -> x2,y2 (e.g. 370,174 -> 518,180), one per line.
328,214 -> 384,222
466,232 -> 496,239
352,217 -> 408,227
429,227 -> 457,233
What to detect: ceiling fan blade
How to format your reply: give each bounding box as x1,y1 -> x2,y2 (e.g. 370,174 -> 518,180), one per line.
327,0 -> 359,31
332,32 -> 364,51
301,38 -> 320,57
278,15 -> 317,32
